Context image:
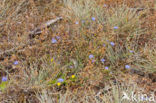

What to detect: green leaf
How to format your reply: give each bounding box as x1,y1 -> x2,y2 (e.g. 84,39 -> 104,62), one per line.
0,82 -> 8,91
48,79 -> 57,85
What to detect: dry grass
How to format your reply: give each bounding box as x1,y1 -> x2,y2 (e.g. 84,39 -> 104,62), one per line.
0,0 -> 156,103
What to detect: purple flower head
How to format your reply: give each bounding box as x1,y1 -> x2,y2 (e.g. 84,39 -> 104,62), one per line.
105,66 -> 109,70
106,40 -> 109,42
51,38 -> 57,44
129,50 -> 134,53
81,20 -> 85,23
114,26 -> 118,29
141,96 -> 147,101
75,21 -> 79,24
125,65 -> 130,69
101,58 -> 105,63
56,36 -> 60,40
14,61 -> 18,65
69,65 -> 73,68
92,59 -> 95,63
103,43 -> 106,47
110,42 -> 115,46
2,76 -> 7,82
104,4 -> 107,7
89,54 -> 94,59
91,17 -> 96,21
57,78 -> 64,82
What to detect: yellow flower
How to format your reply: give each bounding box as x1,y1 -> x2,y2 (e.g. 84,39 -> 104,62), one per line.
51,58 -> 54,62
57,82 -> 61,86
71,75 -> 75,79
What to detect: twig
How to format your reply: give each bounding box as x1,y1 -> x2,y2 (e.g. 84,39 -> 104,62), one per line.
129,7 -> 155,12
29,17 -> 63,39
0,17 -> 63,57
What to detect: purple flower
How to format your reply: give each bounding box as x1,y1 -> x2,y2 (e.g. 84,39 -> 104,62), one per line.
75,21 -> 79,24
101,58 -> 105,63
103,43 -> 106,47
57,78 -> 64,82
91,17 -> 96,21
51,38 -> 57,43
104,4 -> 107,7
92,59 -> 95,63
2,76 -> 7,82
14,61 -> 18,65
81,20 -> 85,23
106,40 -> 109,42
89,54 -> 94,59
56,36 -> 60,40
110,42 -> 115,46
141,96 -> 147,101
125,65 -> 130,69
105,66 -> 109,70
114,26 -> 118,29
69,66 -> 73,68
129,50 -> 134,53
